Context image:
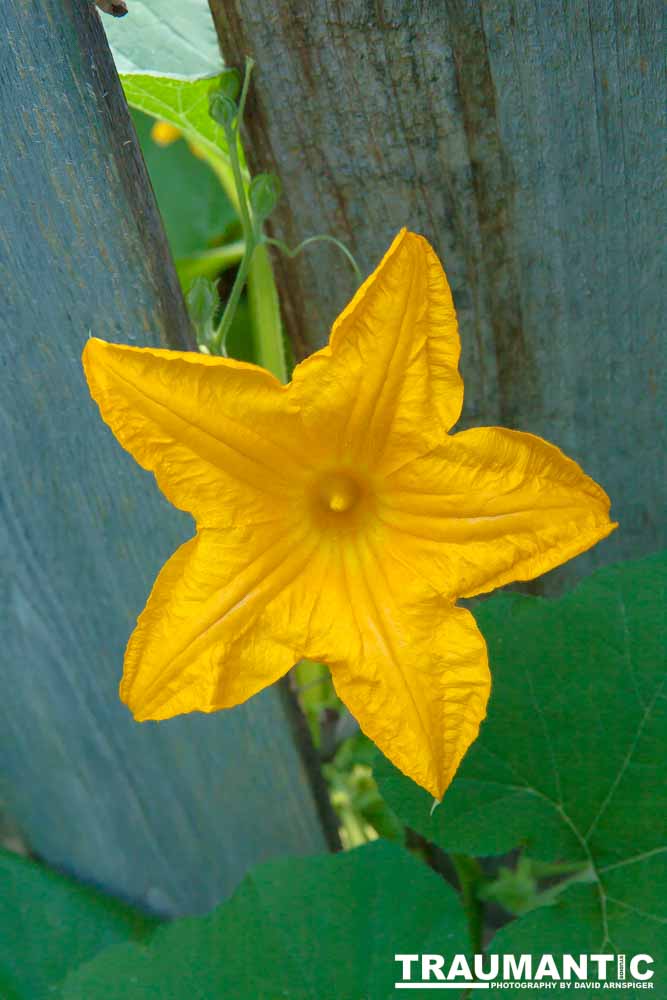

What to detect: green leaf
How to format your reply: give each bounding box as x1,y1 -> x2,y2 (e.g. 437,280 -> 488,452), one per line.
0,849 -> 156,1000
376,552 -> 667,953
490,883 -> 600,955
488,881 -> 665,991
103,2 -> 232,193
64,841 -> 469,1000
103,0 -> 222,76
121,75 -> 237,199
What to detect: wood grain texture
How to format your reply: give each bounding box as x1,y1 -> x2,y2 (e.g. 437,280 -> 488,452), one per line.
209,0 -> 665,590
0,0 -> 333,916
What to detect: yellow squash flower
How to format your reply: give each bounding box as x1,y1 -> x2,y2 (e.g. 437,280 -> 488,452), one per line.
82,231 -> 616,798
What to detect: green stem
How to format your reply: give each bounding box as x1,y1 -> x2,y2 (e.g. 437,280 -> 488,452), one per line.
247,245 -> 287,381
237,57 -> 255,134
528,858 -> 591,878
222,59 -> 255,238
209,57 -> 286,378
176,239 -> 245,287
530,863 -> 596,909
212,86 -> 257,355
264,234 -> 362,286
223,124 -> 253,244
450,854 -> 484,957
212,247 -> 253,355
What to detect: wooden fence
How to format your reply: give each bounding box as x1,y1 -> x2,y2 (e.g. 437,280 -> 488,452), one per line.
0,0 -> 334,917
0,0 -> 663,916
211,0 -> 665,593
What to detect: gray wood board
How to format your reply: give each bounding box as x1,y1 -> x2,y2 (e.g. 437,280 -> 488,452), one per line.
210,0 -> 665,592
0,0 -> 331,916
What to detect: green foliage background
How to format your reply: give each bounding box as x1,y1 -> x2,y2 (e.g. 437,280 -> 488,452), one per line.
5,554 -> 663,998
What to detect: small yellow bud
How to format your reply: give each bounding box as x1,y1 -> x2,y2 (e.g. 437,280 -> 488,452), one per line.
150,121 -> 182,147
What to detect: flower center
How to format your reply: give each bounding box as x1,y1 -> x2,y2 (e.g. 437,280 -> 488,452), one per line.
318,473 -> 361,514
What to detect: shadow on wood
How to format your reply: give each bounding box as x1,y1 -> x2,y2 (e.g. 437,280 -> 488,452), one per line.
0,0 -> 334,916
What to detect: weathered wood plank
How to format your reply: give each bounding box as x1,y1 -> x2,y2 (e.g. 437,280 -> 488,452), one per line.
0,0 -> 332,916
209,0 -> 665,591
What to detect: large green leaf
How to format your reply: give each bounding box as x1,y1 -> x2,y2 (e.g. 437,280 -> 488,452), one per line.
0,849 -> 156,1000
105,0 -> 236,200
488,882 -> 665,992
376,553 -> 666,954
64,841 -> 469,1000
103,0 -> 221,76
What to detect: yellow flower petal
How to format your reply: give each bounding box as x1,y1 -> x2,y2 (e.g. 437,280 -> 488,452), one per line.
121,525 -> 314,720
379,427 -> 617,598
150,121 -> 182,147
321,536 -> 490,799
82,339 -> 306,527
290,229 -> 463,471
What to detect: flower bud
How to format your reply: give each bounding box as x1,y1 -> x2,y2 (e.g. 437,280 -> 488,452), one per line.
249,174 -> 281,223
218,68 -> 241,101
208,91 -> 237,129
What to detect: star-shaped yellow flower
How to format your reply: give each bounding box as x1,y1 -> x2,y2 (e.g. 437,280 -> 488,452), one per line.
83,230 -> 616,798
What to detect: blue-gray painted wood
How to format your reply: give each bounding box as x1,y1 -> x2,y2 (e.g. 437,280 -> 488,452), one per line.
0,0 -> 332,916
210,0 -> 665,592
